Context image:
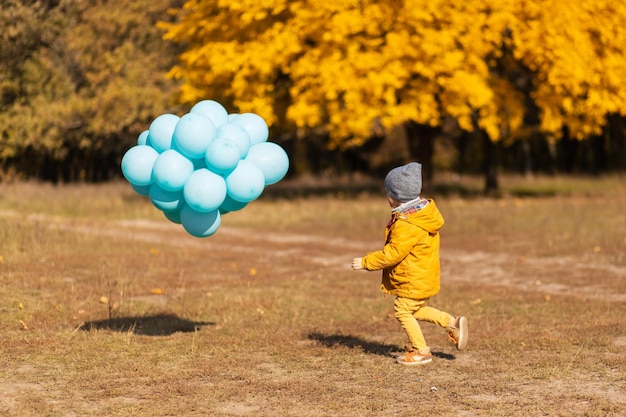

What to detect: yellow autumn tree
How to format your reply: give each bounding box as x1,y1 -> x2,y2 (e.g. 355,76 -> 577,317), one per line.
161,0 -> 626,176
162,1 -> 523,144
0,0 -> 182,181
509,0 -> 626,141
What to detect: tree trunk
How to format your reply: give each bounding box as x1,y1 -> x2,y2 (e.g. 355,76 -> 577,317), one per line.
404,121 -> 437,190
558,125 -> 577,173
590,134 -> 606,175
606,113 -> 625,171
482,133 -> 499,193
521,139 -> 533,178
289,131 -> 311,176
471,112 -> 499,193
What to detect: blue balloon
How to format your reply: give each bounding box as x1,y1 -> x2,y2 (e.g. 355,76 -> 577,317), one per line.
205,138 -> 241,175
148,114 -> 180,153
245,142 -> 289,185
152,149 -> 194,192
180,205 -> 221,238
137,130 -> 149,146
230,113 -> 269,146
163,208 -> 182,224
183,168 -> 227,212
191,158 -> 207,170
190,100 -> 229,128
172,112 -> 216,160
149,184 -> 184,212
215,123 -> 251,158
219,194 -> 248,214
225,160 -> 265,203
121,145 -> 159,187
130,183 -> 151,197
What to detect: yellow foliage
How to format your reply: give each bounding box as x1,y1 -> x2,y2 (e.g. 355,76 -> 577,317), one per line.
162,0 -> 626,146
510,0 -> 626,139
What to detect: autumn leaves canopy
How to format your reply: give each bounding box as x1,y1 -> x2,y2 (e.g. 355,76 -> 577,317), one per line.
161,0 -> 626,148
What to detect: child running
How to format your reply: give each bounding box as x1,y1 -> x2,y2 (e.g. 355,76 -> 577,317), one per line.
352,162 -> 468,365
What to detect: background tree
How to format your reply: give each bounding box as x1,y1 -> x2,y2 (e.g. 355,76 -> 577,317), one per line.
162,0 -> 626,191
161,0 -> 521,185
2,0 -> 625,184
0,0 -> 183,182
510,1 -> 626,140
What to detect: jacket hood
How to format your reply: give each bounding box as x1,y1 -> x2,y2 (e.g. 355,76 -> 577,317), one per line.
397,199 -> 444,234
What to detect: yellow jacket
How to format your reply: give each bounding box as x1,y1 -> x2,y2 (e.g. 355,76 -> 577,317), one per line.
362,199 -> 444,300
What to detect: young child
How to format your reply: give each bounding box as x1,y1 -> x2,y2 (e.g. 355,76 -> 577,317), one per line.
352,162 -> 468,365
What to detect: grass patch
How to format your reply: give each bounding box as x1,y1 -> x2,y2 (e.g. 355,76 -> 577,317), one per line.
0,176 -> 625,416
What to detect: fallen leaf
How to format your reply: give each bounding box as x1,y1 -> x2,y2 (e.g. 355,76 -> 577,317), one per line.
99,296 -> 109,304
18,303 -> 24,310
249,268 -> 257,276
592,246 -> 601,253
150,288 -> 165,295
19,320 -> 28,330
470,298 -> 482,305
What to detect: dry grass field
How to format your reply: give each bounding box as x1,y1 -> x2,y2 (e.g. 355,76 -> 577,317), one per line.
0,174 -> 625,416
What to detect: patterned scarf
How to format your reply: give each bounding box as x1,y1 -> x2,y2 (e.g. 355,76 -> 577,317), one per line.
392,197 -> 430,215
387,197 -> 430,227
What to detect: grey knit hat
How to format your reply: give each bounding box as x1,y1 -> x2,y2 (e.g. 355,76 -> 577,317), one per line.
384,162 -> 422,202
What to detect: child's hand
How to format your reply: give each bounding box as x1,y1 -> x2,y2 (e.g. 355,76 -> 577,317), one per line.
351,258 -> 363,270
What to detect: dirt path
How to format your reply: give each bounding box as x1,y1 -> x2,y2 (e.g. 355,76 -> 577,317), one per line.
20,211 -> 624,304
2,209 -> 625,415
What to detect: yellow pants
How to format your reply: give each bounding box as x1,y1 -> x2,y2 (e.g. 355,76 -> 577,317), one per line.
394,296 -> 453,354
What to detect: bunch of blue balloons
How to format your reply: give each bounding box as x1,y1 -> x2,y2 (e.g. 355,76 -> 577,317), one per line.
121,100 -> 289,238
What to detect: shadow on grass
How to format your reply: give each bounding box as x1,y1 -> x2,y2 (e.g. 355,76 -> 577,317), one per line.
80,313 -> 214,336
307,332 -> 456,360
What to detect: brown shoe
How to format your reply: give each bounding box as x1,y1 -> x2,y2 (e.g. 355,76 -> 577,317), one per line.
396,350 -> 433,366
448,316 -> 468,350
